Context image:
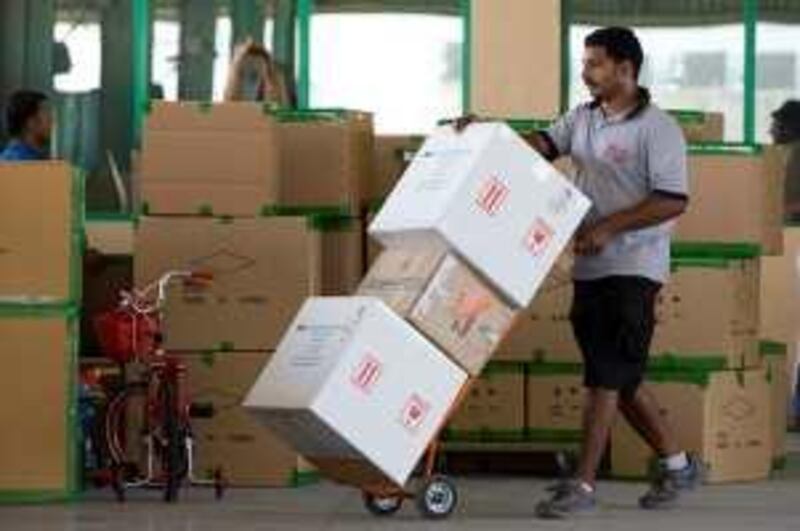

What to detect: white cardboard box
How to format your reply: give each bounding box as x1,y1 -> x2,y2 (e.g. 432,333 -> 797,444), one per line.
242,297 -> 467,487
369,123 -> 590,307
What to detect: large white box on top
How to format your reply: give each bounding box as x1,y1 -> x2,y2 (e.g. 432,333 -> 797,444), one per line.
242,297 -> 467,487
369,122 -> 591,307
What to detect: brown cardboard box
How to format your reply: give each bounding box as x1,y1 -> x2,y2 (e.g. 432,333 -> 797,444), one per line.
409,255 -> 517,375
135,216 -> 363,351
186,352 -> 308,487
0,312 -> 74,492
471,0 -> 561,118
357,245 -> 446,315
610,368 -> 772,483
651,253 -> 761,369
358,248 -> 516,375
494,261 -> 580,363
448,364 -> 526,434
86,218 -> 134,256
677,145 -> 786,255
0,162 -> 76,303
760,228 -> 800,359
668,110 -> 724,143
277,111 -> 374,210
368,135 -> 423,204
760,342 -> 789,465
526,365 -> 584,436
364,211 -> 383,269
140,102 -> 280,216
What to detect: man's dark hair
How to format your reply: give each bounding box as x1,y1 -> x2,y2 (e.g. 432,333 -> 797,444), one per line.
773,99 -> 800,141
585,27 -> 644,79
5,90 -> 48,137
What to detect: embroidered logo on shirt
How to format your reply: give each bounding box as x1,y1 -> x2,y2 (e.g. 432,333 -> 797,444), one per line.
603,143 -> 631,165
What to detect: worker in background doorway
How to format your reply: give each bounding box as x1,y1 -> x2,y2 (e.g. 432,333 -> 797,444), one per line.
456,26 -> 702,520
770,100 -> 800,223
223,38 -> 291,107
0,90 -> 52,161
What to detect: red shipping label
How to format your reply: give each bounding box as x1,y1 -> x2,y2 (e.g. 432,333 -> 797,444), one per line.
524,218 -> 555,256
350,354 -> 383,394
399,394 -> 431,434
475,176 -> 509,216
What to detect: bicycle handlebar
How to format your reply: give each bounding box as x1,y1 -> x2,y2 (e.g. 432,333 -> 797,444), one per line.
120,270 -> 214,315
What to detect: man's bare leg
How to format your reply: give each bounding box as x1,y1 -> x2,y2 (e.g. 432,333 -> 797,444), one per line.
576,388 -> 619,486
618,386 -> 679,458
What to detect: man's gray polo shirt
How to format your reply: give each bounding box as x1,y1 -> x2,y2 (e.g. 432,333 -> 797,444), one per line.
543,89 -> 689,284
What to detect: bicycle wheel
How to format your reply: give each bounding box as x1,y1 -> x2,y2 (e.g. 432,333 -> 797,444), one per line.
160,378 -> 188,503
101,381 -> 150,501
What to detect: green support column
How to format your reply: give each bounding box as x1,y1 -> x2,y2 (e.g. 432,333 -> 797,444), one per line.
273,0 -> 297,107
231,0 -> 265,47
179,0 -> 217,101
296,0 -> 312,108
99,0 -> 136,210
132,0 -> 151,149
743,0 -> 758,144
460,0 -> 471,114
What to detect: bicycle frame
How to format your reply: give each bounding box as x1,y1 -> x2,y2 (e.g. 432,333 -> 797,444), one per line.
101,270 -> 223,501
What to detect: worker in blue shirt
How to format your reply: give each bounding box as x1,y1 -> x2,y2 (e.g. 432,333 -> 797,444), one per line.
0,90 -> 52,161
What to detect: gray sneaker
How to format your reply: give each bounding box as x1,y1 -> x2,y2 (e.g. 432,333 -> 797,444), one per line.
639,454 -> 705,510
535,481 -> 597,519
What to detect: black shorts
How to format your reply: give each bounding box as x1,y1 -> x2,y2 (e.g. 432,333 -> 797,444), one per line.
570,276 -> 661,399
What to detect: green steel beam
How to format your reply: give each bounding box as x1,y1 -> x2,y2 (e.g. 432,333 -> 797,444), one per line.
560,0 -> 572,114
460,0 -> 471,114
98,0 -> 136,211
273,0 -> 297,107
178,0 -> 216,100
231,0 -> 266,47
743,0 -> 758,144
297,0 -> 313,108
132,0 -> 151,149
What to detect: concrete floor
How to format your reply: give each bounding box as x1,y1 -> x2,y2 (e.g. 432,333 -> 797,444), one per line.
2,439 -> 798,531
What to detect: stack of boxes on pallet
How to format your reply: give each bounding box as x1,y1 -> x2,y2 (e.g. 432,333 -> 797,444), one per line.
134,102 -> 373,487
0,162 -> 84,502
242,123 -> 591,487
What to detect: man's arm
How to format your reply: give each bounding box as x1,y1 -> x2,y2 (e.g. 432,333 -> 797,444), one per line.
575,193 -> 688,256
521,131 -> 558,161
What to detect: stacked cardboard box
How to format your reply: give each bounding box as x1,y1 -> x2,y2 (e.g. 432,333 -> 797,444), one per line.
0,162 -> 83,502
243,122 -> 591,488
134,102 -> 370,486
677,144 -> 786,255
446,362 -> 527,440
185,352 -> 317,487
667,110 -> 725,143
525,363 -> 584,443
759,341 -> 791,470
650,243 -> 762,369
140,103 -> 374,216
610,366 -> 772,483
759,227 -> 800,413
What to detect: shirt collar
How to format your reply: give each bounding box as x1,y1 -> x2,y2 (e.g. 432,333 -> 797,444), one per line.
589,87 -> 651,123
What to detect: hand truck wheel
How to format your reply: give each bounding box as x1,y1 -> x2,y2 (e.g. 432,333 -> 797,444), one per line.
416,475 -> 457,520
213,468 -> 227,501
362,491 -> 403,517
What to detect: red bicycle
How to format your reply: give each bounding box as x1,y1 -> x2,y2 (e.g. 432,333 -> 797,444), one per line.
94,270 -> 224,503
